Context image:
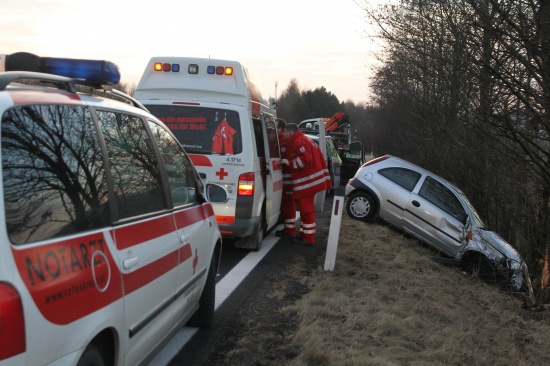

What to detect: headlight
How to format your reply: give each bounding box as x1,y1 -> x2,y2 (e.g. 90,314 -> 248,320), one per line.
508,258 -> 522,270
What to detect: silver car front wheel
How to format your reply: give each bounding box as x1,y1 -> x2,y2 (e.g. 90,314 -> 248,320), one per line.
346,192 -> 376,222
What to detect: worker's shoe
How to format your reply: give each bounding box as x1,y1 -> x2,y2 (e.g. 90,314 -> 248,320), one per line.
293,237 -> 314,246
275,230 -> 294,239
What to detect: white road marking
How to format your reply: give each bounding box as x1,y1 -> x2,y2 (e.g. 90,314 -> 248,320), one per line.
147,227 -> 282,366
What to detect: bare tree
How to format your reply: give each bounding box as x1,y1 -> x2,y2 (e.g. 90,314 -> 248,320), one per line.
361,0 -> 550,301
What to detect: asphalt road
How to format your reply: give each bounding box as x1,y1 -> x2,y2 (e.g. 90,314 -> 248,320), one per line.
146,226 -> 284,365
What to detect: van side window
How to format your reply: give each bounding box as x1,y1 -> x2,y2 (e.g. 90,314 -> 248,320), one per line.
2,105 -> 110,245
252,119 -> 265,158
96,111 -> 166,219
148,120 -> 199,206
266,119 -> 280,158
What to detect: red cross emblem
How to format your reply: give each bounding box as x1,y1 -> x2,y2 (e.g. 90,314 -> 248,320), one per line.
216,167 -> 228,180
193,249 -> 199,275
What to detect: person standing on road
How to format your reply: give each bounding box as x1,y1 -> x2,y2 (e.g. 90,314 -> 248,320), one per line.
275,118 -> 297,239
281,123 -> 331,245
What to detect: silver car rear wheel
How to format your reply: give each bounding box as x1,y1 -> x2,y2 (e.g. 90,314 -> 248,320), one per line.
346,192 -> 376,222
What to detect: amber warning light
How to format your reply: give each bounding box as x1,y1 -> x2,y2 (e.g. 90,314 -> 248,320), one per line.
152,61 -> 233,76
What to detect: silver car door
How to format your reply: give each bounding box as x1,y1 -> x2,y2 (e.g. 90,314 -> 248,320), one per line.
376,167 -> 422,228
402,176 -> 466,256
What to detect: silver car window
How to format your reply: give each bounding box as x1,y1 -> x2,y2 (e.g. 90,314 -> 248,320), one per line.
419,176 -> 466,222
379,167 -> 421,192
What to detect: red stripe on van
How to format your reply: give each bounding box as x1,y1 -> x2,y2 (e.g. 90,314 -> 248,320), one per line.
12,205 -> 216,325
272,160 -> 282,171
115,206 -> 213,250
11,232 -> 123,325
203,203 -> 215,217
173,206 -> 207,227
9,90 -> 82,105
180,243 -> 193,263
122,249 -> 179,294
273,179 -> 283,191
114,215 -> 176,250
189,154 -> 213,167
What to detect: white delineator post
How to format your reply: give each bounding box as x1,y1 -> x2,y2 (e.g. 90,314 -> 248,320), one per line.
325,187 -> 345,271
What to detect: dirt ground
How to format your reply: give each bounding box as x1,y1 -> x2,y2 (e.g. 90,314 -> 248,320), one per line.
195,196 -> 550,366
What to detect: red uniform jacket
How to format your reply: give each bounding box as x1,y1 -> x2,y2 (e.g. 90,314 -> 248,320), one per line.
212,119 -> 236,154
285,130 -> 332,199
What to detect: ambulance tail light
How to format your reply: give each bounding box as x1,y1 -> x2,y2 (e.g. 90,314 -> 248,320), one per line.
238,172 -> 255,196
0,282 -> 26,360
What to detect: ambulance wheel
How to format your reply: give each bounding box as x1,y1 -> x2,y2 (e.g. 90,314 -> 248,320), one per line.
235,212 -> 265,251
77,344 -> 105,366
188,253 -> 217,328
249,215 -> 265,251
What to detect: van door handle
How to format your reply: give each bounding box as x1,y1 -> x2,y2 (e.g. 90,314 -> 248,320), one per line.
123,256 -> 139,269
180,233 -> 190,243
412,200 -> 420,207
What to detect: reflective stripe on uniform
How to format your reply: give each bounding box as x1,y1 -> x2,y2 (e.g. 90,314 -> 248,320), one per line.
294,170 -> 325,184
284,218 -> 296,230
293,176 -> 327,192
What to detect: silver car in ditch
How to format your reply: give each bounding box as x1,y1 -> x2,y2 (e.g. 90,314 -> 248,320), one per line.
345,155 -> 534,301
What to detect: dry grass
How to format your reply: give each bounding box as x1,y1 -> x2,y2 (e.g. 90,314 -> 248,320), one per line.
281,215 -> 550,366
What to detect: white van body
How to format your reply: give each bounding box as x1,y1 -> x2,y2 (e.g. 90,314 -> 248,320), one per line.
0,52 -> 228,366
135,57 -> 282,250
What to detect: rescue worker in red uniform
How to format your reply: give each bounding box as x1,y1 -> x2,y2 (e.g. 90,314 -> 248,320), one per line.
275,119 -> 297,239
281,123 -> 332,245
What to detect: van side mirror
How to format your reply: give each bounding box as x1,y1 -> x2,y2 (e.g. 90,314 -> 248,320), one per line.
205,183 -> 229,203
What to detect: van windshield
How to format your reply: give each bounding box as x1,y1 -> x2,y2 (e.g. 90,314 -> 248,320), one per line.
146,105 -> 242,155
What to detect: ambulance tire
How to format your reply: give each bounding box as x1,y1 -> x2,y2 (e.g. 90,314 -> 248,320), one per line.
77,344 -> 105,366
249,212 -> 265,251
187,253 -> 216,328
236,211 -> 265,251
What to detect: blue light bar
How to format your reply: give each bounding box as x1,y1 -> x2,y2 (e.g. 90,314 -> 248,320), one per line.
4,52 -> 121,85
41,57 -> 121,85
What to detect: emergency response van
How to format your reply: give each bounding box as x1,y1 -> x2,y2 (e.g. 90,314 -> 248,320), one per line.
0,52 -> 228,366
135,57 -> 282,250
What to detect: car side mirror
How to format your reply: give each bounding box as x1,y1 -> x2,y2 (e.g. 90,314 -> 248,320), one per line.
205,183 -> 229,203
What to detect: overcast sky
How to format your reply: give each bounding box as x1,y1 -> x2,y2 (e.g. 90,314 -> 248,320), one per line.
1,0 -> 383,104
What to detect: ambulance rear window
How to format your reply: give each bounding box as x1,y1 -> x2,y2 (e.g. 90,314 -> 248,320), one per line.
145,105 -> 242,155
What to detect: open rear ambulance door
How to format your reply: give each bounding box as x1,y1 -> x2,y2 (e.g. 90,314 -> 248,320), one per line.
314,126 -> 327,213
261,116 -> 283,230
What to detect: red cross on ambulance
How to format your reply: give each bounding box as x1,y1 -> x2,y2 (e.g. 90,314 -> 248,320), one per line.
216,167 -> 229,180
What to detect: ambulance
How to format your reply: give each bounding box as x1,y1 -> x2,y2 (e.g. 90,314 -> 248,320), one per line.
135,57 -> 283,250
0,52 -> 228,366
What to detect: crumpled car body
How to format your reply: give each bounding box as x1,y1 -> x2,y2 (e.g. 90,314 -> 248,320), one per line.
345,155 -> 534,303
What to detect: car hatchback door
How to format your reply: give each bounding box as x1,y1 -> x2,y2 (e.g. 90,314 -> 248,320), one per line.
402,176 -> 467,256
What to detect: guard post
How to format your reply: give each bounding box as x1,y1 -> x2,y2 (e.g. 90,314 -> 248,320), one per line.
324,186 -> 345,271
